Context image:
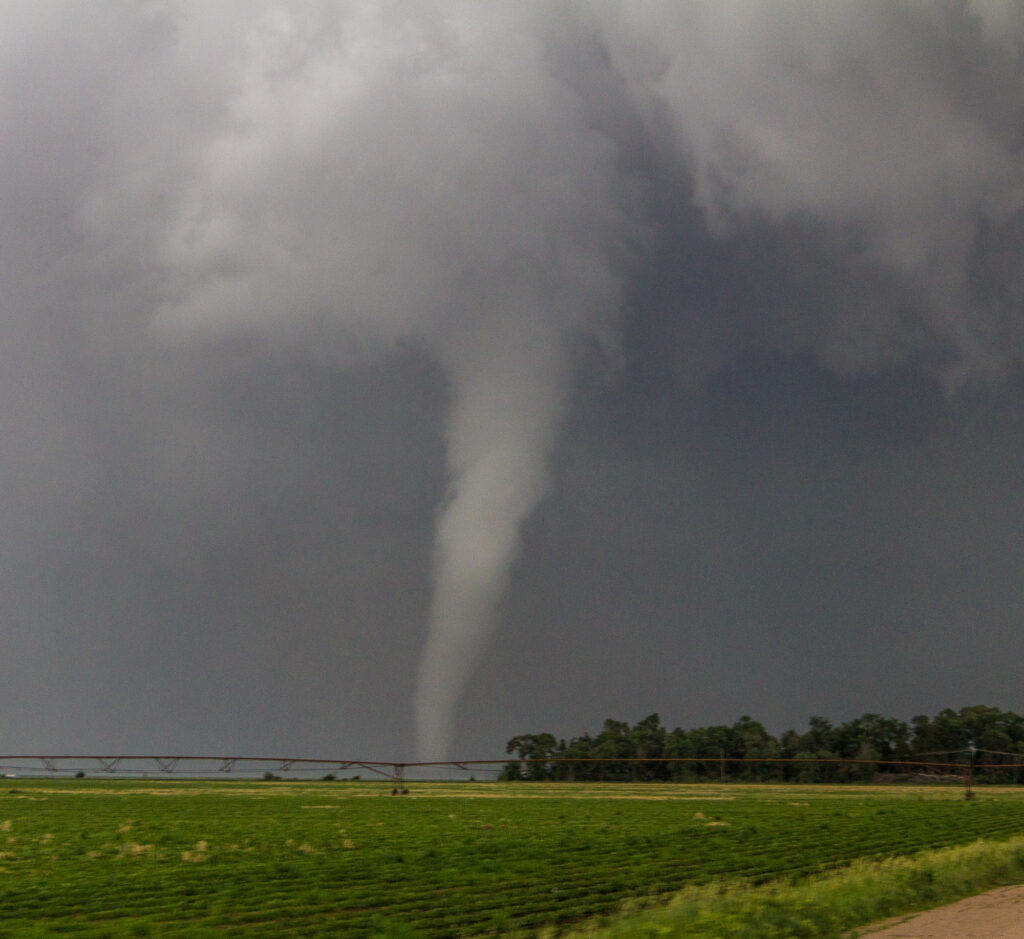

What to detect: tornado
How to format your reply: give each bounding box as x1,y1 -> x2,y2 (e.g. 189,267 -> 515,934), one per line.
414,323 -> 568,760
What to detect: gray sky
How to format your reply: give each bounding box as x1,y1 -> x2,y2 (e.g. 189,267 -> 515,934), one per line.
2,1 -> 1024,760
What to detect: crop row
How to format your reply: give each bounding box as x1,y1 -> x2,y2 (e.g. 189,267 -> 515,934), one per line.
1,781 -> 1023,935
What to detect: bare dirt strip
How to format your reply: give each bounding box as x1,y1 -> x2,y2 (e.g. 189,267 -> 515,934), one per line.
857,884 -> 1024,937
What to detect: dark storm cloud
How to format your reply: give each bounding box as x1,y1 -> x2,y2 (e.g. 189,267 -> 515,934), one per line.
2,2 -> 1024,759
601,0 -> 1024,379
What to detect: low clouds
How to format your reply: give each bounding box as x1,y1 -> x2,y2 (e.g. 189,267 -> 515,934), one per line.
2,2 -> 1024,757
602,0 -> 1024,379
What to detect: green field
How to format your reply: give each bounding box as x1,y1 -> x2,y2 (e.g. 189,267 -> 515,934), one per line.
1,778 -> 1023,936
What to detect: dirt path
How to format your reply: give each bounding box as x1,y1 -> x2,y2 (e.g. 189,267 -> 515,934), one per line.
857,885 -> 1024,937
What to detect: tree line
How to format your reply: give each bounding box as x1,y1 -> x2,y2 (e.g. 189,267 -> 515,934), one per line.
501,705 -> 1024,782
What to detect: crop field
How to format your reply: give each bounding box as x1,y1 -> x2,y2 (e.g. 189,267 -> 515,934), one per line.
1,779 -> 1024,936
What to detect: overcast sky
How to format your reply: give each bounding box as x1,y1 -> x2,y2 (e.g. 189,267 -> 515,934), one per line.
2,1 -> 1024,761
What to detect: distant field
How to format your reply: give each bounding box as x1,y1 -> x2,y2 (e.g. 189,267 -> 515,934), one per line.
1,779 -> 1023,936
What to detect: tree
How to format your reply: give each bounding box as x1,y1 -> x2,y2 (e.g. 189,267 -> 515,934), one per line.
801,716 -> 836,754
500,703 -> 1024,784
592,719 -> 634,780
505,733 -> 558,780
630,714 -> 667,780
556,733 -> 595,781
664,728 -> 696,781
731,716 -> 779,780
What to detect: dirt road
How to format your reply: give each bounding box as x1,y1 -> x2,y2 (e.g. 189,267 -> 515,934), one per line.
858,885 -> 1024,937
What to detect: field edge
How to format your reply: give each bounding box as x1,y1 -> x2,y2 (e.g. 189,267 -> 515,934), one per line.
555,833 -> 1024,938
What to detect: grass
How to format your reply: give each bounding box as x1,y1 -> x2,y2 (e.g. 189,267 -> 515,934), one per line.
0,779 -> 1021,935
560,835 -> 1024,938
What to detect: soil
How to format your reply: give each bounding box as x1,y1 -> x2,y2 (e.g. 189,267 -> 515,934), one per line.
856,884 -> 1024,937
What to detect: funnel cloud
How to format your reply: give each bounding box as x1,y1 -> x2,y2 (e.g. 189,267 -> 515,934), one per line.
2,2 -> 1024,759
